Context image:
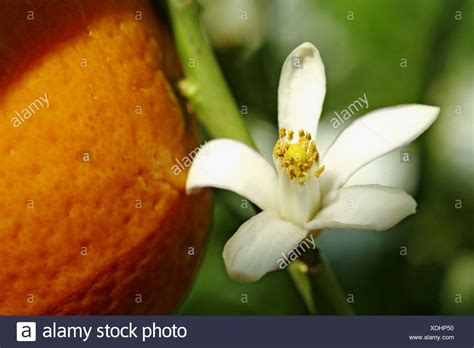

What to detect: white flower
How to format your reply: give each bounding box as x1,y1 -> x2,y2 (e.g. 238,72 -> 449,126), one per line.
186,42 -> 439,282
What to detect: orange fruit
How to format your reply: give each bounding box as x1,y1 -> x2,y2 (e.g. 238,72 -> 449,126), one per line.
0,0 -> 210,314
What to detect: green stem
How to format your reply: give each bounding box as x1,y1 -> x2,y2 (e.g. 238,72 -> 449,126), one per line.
301,248 -> 354,315
167,0 -> 353,316
288,261 -> 317,314
168,0 -> 255,147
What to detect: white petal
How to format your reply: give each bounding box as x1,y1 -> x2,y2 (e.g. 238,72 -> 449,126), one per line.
314,120 -> 420,194
276,165 -> 321,226
344,147 -> 420,195
223,211 -> 308,281
278,42 -> 326,138
186,139 -> 279,212
305,185 -> 417,231
320,104 -> 439,195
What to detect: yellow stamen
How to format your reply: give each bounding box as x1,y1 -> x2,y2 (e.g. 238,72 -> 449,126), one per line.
287,130 -> 294,141
315,165 -> 325,177
273,128 -> 323,183
279,128 -> 286,138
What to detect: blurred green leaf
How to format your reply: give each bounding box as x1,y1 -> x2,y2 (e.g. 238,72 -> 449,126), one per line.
441,254 -> 474,314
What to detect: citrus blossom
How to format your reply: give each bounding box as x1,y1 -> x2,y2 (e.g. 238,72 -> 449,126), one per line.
186,42 -> 439,282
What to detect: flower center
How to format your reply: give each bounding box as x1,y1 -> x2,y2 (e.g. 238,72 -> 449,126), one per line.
287,144 -> 307,164
273,128 -> 325,183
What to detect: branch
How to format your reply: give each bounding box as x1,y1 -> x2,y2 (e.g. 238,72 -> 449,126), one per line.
168,0 -> 255,147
